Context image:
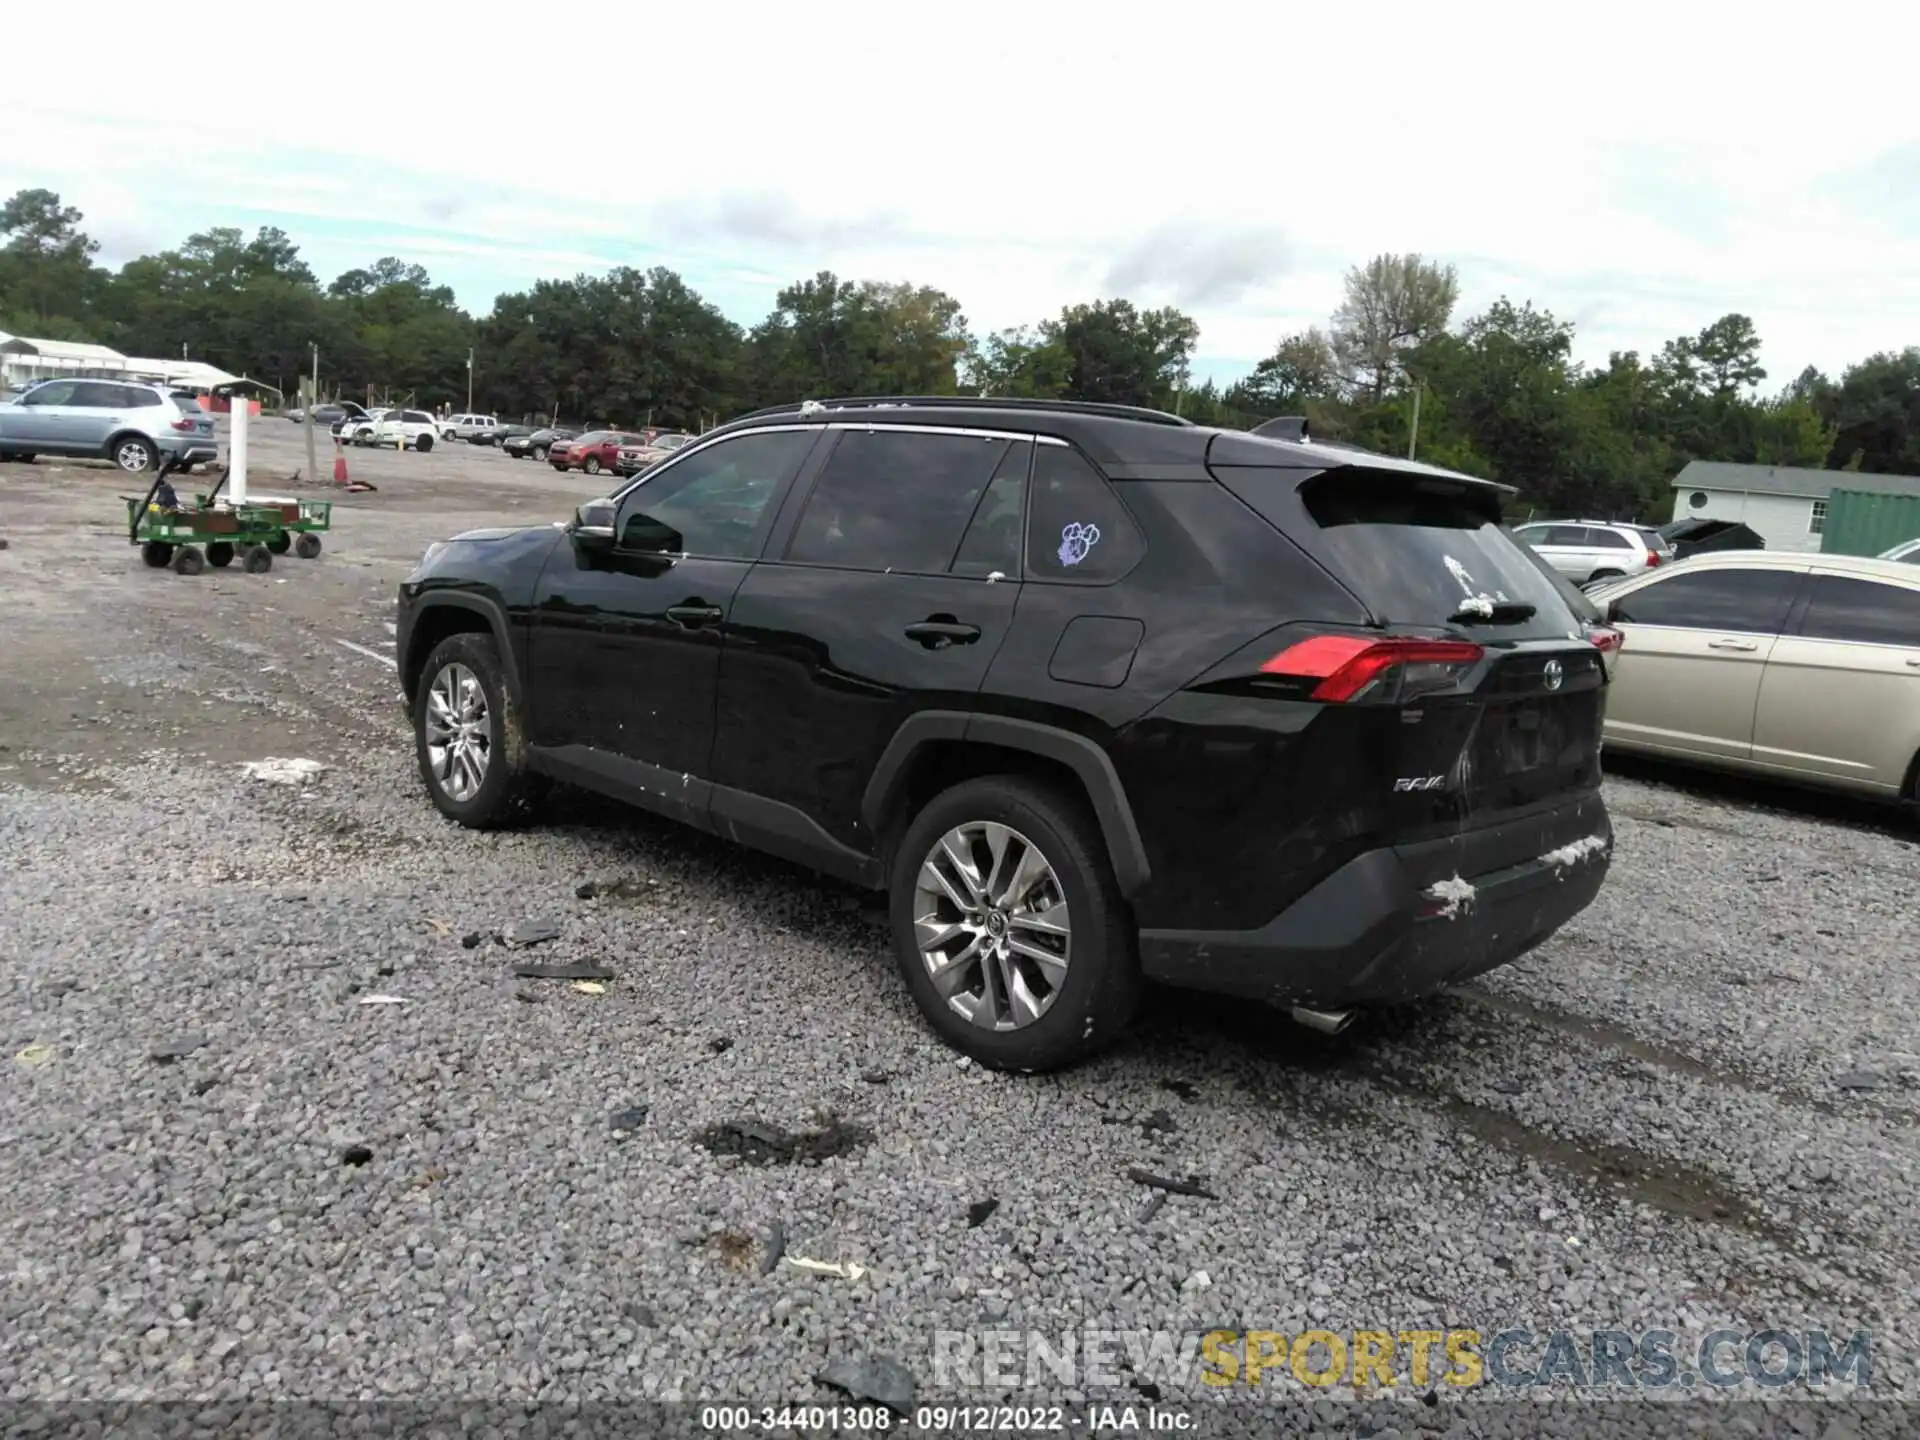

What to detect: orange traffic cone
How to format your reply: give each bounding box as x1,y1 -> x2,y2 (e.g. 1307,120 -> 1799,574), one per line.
332,439 -> 349,486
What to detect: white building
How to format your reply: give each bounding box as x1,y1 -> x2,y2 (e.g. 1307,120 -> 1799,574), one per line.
1670,460 -> 1920,553
1,331 -> 240,393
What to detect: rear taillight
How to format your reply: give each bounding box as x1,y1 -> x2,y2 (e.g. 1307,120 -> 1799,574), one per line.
170,418 -> 194,431
1261,636 -> 1486,703
1587,626 -> 1623,654
1644,551 -> 1661,567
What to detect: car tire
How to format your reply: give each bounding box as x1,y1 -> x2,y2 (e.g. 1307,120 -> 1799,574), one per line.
170,544 -> 205,576
206,541 -> 235,568
415,433 -> 434,452
584,457 -> 601,476
294,532 -> 322,559
243,544 -> 273,573
141,541 -> 175,568
113,436 -> 156,473
887,775 -> 1141,1073
413,632 -> 544,829
551,462 -> 568,472
532,445 -> 548,462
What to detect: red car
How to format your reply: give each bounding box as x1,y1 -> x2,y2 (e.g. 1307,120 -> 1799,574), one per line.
549,430 -> 650,476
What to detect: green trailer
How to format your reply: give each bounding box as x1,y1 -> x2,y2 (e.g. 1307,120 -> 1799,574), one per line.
123,457 -> 332,575
1820,486 -> 1920,559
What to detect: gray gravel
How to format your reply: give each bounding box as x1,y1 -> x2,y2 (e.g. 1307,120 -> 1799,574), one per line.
4,442 -> 1918,1434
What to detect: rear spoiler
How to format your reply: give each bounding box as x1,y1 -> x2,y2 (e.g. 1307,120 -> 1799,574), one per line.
1208,429 -> 1516,497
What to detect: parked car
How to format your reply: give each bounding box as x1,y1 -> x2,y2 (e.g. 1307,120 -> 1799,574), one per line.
616,430 -> 698,475
548,430 -> 649,476
1658,516 -> 1766,561
443,413 -> 500,443
482,423 -> 535,449
1877,537 -> 1920,563
367,408 -> 439,451
396,395 -> 1615,1071
290,402 -> 344,425
1590,551 -> 1920,806
1513,520 -> 1672,586
505,426 -> 577,461
0,378 -> 218,472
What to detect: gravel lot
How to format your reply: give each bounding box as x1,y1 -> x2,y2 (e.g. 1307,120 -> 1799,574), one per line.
3,422 -> 1918,1432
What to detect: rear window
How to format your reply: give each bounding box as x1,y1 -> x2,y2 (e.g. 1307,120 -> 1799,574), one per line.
172,394 -> 203,413
1295,470 -> 1584,636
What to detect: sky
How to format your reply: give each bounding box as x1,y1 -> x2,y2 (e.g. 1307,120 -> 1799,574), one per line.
5,0 -> 1918,392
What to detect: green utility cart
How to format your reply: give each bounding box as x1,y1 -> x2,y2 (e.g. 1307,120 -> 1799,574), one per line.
122,458 -> 333,576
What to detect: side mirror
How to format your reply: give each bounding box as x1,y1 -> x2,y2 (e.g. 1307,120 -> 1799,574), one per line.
618,511 -> 685,556
570,499 -> 616,555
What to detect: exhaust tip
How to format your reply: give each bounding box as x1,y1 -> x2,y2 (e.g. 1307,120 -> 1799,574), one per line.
1290,1005 -> 1356,1035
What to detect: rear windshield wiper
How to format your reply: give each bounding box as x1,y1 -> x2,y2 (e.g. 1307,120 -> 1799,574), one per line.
1448,599 -> 1537,625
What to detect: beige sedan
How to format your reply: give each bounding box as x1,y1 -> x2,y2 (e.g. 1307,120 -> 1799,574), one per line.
1589,552 -> 1920,803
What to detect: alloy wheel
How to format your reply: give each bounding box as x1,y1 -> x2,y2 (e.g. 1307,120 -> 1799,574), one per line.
913,821 -> 1071,1031
116,440 -> 152,472
424,662 -> 491,801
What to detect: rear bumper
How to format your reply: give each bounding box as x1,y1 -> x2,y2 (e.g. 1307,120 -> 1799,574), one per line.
158,435 -> 218,463
1138,793 -> 1611,1007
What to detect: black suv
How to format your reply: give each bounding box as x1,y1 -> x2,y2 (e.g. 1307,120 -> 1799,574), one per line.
395,397 -> 1613,1071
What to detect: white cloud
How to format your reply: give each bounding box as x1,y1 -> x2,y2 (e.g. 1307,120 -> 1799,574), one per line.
5,0 -> 1918,383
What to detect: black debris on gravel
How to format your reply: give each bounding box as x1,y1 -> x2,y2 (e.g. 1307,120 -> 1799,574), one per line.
859,1068 -> 891,1084
966,1198 -> 999,1228
1125,1166 -> 1218,1200
1835,1070 -> 1886,1092
1157,1078 -> 1199,1102
340,1146 -> 374,1168
149,1035 -> 207,1064
511,963 -> 614,981
610,1106 -> 649,1134
575,881 -> 598,899
693,1115 -> 874,1167
815,1354 -> 915,1413
460,932 -> 484,950
503,919 -> 561,947
1139,1108 -> 1178,1138
708,1036 -> 733,1054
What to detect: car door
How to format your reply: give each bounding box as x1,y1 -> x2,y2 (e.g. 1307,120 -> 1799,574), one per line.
6,380 -> 80,449
708,426 -> 1030,870
1531,525 -> 1588,578
1751,573 -> 1920,793
1584,526 -> 1640,579
66,382 -> 128,455
527,426 -> 823,823
1603,564 -> 1809,762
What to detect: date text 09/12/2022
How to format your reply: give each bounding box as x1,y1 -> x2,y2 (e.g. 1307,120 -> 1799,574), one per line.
698,1404 -> 1192,1432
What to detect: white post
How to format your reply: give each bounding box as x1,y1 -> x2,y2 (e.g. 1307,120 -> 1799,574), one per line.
229,397 -> 249,506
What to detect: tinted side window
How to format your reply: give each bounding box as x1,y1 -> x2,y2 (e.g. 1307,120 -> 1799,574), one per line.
787,430 -> 1012,573
22,381 -> 77,406
951,441 -> 1030,577
618,429 -> 813,559
1026,445 -> 1144,583
1796,576 -> 1920,647
1611,568 -> 1798,633
1544,525 -> 1588,545
70,382 -> 122,408
1592,528 -> 1635,549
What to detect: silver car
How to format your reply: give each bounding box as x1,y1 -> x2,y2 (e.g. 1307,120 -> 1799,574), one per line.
1877,537 -> 1920,564
0,378 -> 218,472
1513,520 -> 1674,587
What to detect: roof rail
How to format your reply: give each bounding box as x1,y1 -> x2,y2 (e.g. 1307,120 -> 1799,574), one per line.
736,395 -> 1195,428
1251,415 -> 1310,443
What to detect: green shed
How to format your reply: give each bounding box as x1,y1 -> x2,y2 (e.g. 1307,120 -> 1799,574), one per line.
1820,487 -> 1920,559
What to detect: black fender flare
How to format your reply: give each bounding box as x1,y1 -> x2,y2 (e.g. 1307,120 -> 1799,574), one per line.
405,592 -> 523,708
861,711 -> 1151,897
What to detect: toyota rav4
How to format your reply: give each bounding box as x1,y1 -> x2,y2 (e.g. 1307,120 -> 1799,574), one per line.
395,398 -> 1615,1071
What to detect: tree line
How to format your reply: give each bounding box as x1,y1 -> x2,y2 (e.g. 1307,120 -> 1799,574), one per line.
3,187 -> 1916,520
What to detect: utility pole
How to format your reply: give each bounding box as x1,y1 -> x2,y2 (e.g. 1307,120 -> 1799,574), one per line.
1407,382 -> 1423,461
310,343 -> 319,402
466,348 -> 474,412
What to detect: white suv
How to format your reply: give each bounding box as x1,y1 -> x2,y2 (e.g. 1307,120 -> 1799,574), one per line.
369,409 -> 440,452
443,413 -> 499,443
1513,520 -> 1673,586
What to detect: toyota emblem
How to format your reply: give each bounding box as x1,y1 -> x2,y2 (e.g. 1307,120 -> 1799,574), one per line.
1543,659 -> 1564,691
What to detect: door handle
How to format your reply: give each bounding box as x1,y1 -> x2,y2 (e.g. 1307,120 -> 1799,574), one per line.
665,603 -> 723,627
1906,657 -> 1920,668
1706,637 -> 1758,651
904,619 -> 981,649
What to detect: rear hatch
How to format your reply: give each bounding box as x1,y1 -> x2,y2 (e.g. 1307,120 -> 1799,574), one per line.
1208,458 -> 1608,859
171,395 -> 215,441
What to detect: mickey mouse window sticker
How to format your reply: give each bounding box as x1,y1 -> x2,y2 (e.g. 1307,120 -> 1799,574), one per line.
1058,522 -> 1101,568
